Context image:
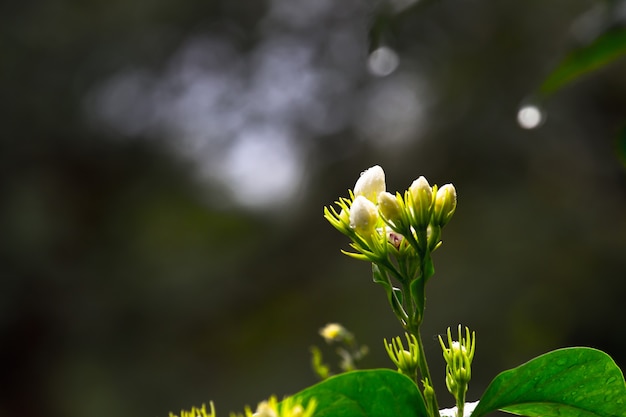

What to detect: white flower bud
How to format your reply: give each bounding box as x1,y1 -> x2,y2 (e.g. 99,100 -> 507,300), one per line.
353,165 -> 386,203
409,176 -> 433,228
349,196 -> 379,236
378,191 -> 402,224
433,183 -> 457,226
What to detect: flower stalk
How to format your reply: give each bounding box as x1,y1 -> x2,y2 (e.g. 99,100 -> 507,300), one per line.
324,165 -> 458,417
439,326 -> 476,417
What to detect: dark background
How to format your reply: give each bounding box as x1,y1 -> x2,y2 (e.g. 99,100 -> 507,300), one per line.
1,0 -> 625,416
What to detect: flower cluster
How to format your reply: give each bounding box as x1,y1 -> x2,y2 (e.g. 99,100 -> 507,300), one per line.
231,396 -> 316,417
169,402 -> 216,417
312,323 -> 369,379
324,164 -> 457,338
324,165 -> 459,415
169,397 -> 316,417
384,332 -> 420,378
324,165 -> 456,265
439,326 -> 476,417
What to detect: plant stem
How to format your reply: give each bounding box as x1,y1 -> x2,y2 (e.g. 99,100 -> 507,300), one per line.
415,329 -> 440,417
407,244 -> 440,417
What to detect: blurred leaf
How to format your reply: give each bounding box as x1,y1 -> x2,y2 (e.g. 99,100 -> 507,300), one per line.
287,369 -> 428,417
540,27 -> 626,96
471,347 -> 626,417
367,0 -> 438,52
368,7 -> 395,52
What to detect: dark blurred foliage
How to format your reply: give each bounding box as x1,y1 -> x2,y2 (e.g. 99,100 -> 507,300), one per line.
1,0 -> 626,416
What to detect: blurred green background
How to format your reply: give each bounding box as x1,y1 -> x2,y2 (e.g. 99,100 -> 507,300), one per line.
1,0 -> 625,416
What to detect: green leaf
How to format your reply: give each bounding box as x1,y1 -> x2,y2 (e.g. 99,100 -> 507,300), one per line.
288,369 -> 428,417
471,347 -> 626,417
540,28 -> 626,96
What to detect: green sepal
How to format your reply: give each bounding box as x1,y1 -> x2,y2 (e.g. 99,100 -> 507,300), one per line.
471,347 -> 626,417
373,264 -> 408,323
408,276 -> 425,325
287,369 -> 429,417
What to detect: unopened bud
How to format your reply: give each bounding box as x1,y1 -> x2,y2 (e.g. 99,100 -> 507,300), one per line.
378,191 -> 402,225
409,176 -> 433,229
349,196 -> 379,236
433,183 -> 457,226
439,325 -> 475,401
384,333 -> 419,376
354,165 -> 386,203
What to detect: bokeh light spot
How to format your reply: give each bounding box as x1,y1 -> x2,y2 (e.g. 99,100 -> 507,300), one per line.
357,73 -> 428,147
517,105 -> 544,129
212,127 -> 303,211
368,47 -> 400,77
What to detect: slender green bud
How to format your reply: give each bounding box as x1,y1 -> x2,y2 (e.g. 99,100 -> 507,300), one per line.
408,176 -> 433,229
349,196 -> 379,237
432,184 -> 457,226
422,378 -> 438,417
353,165 -> 386,203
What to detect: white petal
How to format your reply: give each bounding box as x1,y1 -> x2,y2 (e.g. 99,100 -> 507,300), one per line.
439,401 -> 479,417
353,165 -> 386,203
349,195 -> 378,234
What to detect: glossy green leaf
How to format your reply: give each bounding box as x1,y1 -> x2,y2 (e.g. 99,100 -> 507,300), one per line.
540,28 -> 626,96
471,347 -> 626,417
287,369 -> 428,417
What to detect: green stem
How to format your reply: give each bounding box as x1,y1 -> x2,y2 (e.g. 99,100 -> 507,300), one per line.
415,329 -> 440,417
402,280 -> 438,417
457,399 -> 465,417
455,386 -> 467,417
390,226 -> 441,417
406,244 -> 440,417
